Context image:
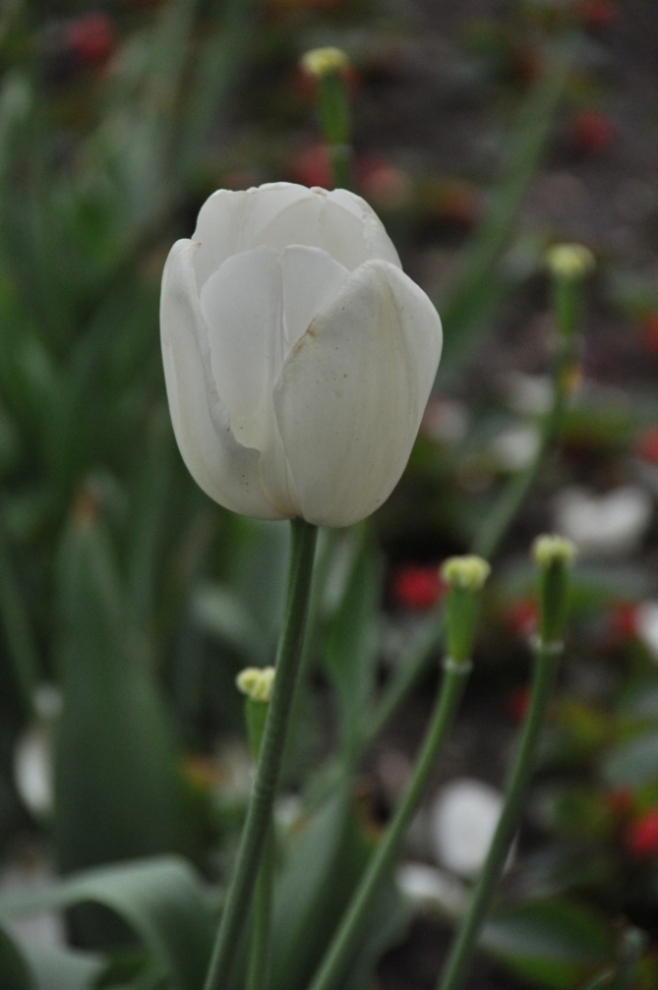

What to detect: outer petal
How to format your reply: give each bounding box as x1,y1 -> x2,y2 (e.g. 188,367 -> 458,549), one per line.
160,239 -> 283,519
190,183 -> 401,290
270,260 -> 443,527
200,245 -> 284,451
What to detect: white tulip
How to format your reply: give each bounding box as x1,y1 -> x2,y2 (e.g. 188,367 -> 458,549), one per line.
160,182 -> 442,528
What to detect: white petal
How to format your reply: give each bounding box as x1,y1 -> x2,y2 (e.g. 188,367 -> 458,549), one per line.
191,183 -> 401,290
160,240 -> 282,519
200,246 -> 284,451
325,188 -> 402,267
281,246 -> 349,348
191,183 -> 311,290
269,260 -> 443,527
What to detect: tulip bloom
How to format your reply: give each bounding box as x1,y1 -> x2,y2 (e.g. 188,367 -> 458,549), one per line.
160,182 -> 442,527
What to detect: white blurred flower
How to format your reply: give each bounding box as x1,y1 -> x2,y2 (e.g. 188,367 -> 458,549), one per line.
635,602 -> 658,661
489,422 -> 540,471
13,684 -> 61,818
430,778 -> 509,880
554,485 -> 652,557
160,182 -> 443,527
502,372 -> 554,417
14,725 -> 53,817
397,862 -> 467,917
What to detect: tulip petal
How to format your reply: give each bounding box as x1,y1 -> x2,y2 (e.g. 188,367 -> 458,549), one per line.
200,245 -> 284,451
269,260 -> 442,527
161,240 -> 282,519
191,183 -> 400,290
192,184 -> 311,289
281,246 -> 349,348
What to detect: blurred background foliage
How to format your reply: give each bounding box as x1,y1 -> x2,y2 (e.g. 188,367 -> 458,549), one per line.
1,0 -> 658,987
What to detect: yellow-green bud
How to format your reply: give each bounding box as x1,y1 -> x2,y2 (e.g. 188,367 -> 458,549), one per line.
236,666 -> 275,704
441,555 -> 491,592
532,535 -> 575,645
532,534 -> 577,569
545,243 -> 595,281
300,47 -> 349,79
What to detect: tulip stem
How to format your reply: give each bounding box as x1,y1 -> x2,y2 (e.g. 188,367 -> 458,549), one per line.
308,657 -> 471,990
246,825 -> 274,990
202,519 -> 318,990
436,637 -> 563,990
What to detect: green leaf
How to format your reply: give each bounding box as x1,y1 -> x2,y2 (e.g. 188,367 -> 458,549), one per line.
0,857 -> 214,990
53,511 -> 186,881
322,531 -> 381,757
271,786 -> 406,990
0,921 -> 33,990
483,899 -> 614,989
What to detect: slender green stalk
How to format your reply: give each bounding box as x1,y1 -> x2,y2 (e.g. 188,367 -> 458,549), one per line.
202,519 -> 318,990
246,826 -> 274,990
308,658 -> 471,990
437,638 -> 563,990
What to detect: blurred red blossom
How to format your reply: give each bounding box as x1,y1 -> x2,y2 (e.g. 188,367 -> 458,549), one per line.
356,157 -> 413,210
636,427 -> 658,465
66,13 -> 115,66
570,110 -> 616,154
391,565 -> 446,611
624,809 -> 658,859
577,0 -> 617,31
288,144 -> 333,189
640,314 -> 658,354
507,686 -> 531,723
506,598 -> 538,639
606,786 -> 633,817
608,601 -> 638,642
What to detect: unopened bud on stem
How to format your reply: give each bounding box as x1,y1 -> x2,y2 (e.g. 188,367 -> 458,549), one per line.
441,556 -> 491,664
300,47 -> 349,79
236,667 -> 275,758
532,535 -> 576,645
545,244 -> 595,281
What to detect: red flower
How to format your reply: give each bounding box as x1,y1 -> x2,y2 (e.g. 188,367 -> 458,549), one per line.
66,13 -> 115,66
506,598 -> 538,639
606,786 -> 633,817
640,314 -> 658,354
507,685 -> 531,723
636,427 -> 658,465
391,565 -> 446,612
570,110 -> 615,154
356,157 -> 412,210
609,602 -> 638,641
577,0 -> 617,31
288,144 -> 333,189
624,809 -> 658,859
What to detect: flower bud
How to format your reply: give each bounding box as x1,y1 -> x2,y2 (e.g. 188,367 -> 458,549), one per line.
441,556 -> 491,592
532,534 -> 576,645
160,183 -> 442,527
441,555 -> 490,663
237,667 -> 276,759
300,47 -> 349,79
545,244 -> 596,281
236,666 -> 276,703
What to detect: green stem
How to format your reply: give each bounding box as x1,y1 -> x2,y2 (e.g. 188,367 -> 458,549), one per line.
308,658 -> 471,990
202,519 -> 318,990
437,637 -> 563,990
246,825 -> 274,990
